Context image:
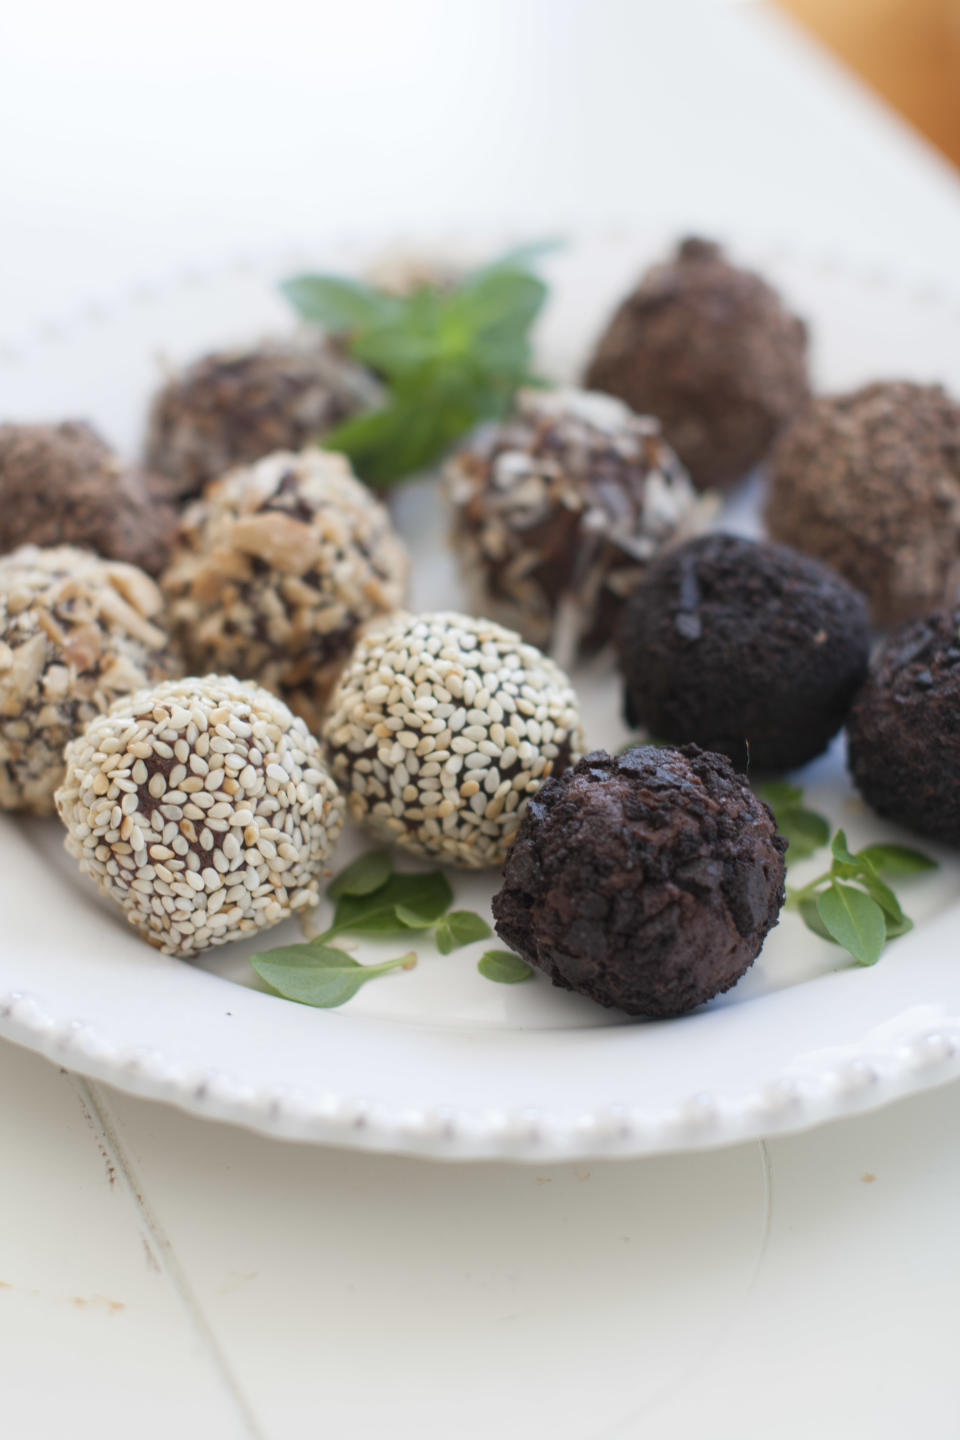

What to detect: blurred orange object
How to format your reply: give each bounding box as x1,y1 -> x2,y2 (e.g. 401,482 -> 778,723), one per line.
776,0 -> 960,166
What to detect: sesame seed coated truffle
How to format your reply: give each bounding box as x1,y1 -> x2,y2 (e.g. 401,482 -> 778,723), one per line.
446,388 -> 706,660
0,546 -> 179,815
322,611 -> 585,868
145,335 -> 382,502
55,675 -> 345,957
161,449 -> 409,735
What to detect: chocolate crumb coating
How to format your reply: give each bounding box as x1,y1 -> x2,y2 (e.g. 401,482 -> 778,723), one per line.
493,746 -> 787,1019
584,238 -> 809,491
445,387 -> 707,659
617,534 -> 871,773
145,335 -> 382,502
0,422 -> 177,576
767,381 -> 960,627
847,608 -> 960,844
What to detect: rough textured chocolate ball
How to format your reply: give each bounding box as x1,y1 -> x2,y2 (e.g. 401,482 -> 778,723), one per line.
617,534 -> 871,773
493,746 -> 787,1019
145,336 -> 381,502
0,421 -> 177,576
584,238 -> 809,491
847,608 -> 960,844
767,381 -> 960,626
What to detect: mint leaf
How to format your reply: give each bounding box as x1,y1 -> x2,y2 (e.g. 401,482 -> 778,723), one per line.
756,780 -> 804,812
250,943 -> 416,1008
829,828 -> 860,874
327,849 -> 393,900
393,904 -> 439,930
856,844 -> 938,877
280,275 -> 401,332
435,910 -> 492,955
816,883 -> 887,966
317,870 -> 454,942
477,949 -> 534,984
778,807 -> 831,861
797,895 -> 837,943
883,913 -> 915,940
854,861 -> 904,924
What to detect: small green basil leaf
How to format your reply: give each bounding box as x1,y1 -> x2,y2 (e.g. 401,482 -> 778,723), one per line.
393,905 -> 439,930
883,913 -> 915,940
797,896 -> 838,943
320,870 -> 454,941
856,844 -> 939,877
755,780 -> 805,813
279,275 -> 401,332
327,850 -> 393,900
435,910 -> 493,955
477,950 -> 535,984
250,944 -> 415,1008
854,862 -> 904,923
816,884 -> 887,966
778,807 -> 831,861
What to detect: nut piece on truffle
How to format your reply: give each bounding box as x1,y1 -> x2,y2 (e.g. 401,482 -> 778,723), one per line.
0,546 -> 179,814
617,534 -> 871,773
584,238 -> 809,491
0,421 -> 177,577
445,387 -> 708,660
493,745 -> 787,1019
55,675 -> 345,956
145,336 -> 382,502
161,449 -> 408,734
847,608 -> 960,845
767,381 -> 960,627
322,611 -> 585,868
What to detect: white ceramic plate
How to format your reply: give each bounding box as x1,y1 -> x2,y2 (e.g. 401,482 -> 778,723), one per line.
2,230 -> 960,1160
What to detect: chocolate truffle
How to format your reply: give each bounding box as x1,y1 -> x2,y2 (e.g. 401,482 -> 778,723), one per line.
161,449 -> 408,734
0,421 -> 177,576
584,238 -> 809,490
56,675 -> 345,956
145,335 -> 381,502
617,534 -> 870,773
0,546 -> 179,814
445,387 -> 706,660
322,611 -> 584,868
767,381 -> 960,626
493,746 -> 787,1019
847,607 -> 960,844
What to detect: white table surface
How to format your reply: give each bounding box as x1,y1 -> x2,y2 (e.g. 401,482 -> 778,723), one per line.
3,3 -> 960,1435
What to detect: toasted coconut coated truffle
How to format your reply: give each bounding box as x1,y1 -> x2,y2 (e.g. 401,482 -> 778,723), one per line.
161,449 -> 408,734
145,336 -> 381,501
618,534 -> 871,773
767,381 -> 960,627
493,746 -> 787,1018
585,238 -> 809,490
0,421 -> 177,576
445,387 -> 706,659
847,608 -> 960,844
0,546 -> 178,814
56,675 -> 345,956
322,611 -> 584,868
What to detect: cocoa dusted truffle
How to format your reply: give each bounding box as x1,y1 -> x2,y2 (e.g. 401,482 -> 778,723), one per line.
617,534 -> 870,773
145,335 -> 381,502
493,746 -> 787,1019
161,449 -> 408,734
0,421 -> 177,577
767,381 -> 960,626
322,611 -> 584,868
847,608 -> 960,844
584,238 -> 809,491
56,675 -> 345,956
445,387 -> 706,659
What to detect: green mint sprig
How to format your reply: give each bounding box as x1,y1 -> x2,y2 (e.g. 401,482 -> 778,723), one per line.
477,950 -> 534,984
754,780 -> 830,861
280,242 -> 558,488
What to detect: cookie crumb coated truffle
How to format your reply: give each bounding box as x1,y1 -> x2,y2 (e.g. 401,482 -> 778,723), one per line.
618,534 -> 871,773
493,746 -> 787,1019
445,387 -> 706,659
0,421 -> 176,576
767,381 -> 960,626
146,336 -> 381,502
161,449 -> 408,734
847,608 -> 960,844
56,675 -> 345,956
585,238 -> 809,491
322,611 -> 584,868
0,546 -> 179,814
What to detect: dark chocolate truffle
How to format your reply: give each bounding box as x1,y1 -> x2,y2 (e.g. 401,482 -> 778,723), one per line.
617,534 -> 870,773
847,607 -> 960,844
145,335 -> 381,502
0,421 -> 177,577
767,381 -> 960,627
445,387 -> 706,661
584,237 -> 809,491
492,746 -> 787,1019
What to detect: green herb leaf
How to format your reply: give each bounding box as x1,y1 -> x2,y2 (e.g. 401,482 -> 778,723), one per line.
477,949 -> 535,984
393,905 -> 440,930
829,828 -> 861,875
797,895 -> 838,943
326,849 -> 393,900
279,275 -> 401,333
250,943 -> 416,1008
435,910 -> 493,955
756,780 -> 804,812
854,861 -> 904,924
815,883 -> 887,966
882,913 -> 915,940
317,870 -> 454,943
778,807 -> 831,861
856,843 -> 938,877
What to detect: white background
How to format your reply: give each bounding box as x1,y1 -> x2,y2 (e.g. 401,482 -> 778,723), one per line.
3,2 -> 960,1435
